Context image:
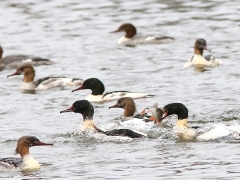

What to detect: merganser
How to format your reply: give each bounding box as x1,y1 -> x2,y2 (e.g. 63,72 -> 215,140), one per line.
7,63 -> 83,90
157,103 -> 240,141
0,45 -> 54,70
71,78 -> 153,103
0,136 -> 53,171
60,100 -> 146,138
109,97 -> 155,120
184,39 -> 222,68
110,23 -> 174,46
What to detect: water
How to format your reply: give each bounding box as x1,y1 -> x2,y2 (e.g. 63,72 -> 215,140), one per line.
1,0 -> 240,179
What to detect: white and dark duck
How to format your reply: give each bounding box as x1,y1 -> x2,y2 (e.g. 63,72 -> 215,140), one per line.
0,45 -> 54,70
0,136 -> 53,171
110,23 -> 174,46
7,63 -> 83,90
184,38 -> 222,68
71,78 -> 153,103
109,97 -> 161,129
60,100 -> 147,138
155,103 -> 240,141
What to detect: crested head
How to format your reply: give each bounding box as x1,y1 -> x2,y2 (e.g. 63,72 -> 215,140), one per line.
72,78 -> 105,95
109,97 -> 136,117
0,45 -> 3,59
111,23 -> 137,38
15,136 -> 53,157
7,63 -> 35,82
162,103 -> 188,120
194,38 -> 210,55
60,100 -> 94,120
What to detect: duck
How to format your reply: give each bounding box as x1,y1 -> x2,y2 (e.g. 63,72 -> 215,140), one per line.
7,63 -> 83,90
0,45 -> 54,70
71,78 -> 153,103
109,97 -> 158,129
110,23 -> 174,46
60,100 -> 146,138
183,39 -> 222,68
157,103 -> 240,141
0,136 -> 53,171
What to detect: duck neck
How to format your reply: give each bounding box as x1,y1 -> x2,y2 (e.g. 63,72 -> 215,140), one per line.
176,119 -> 188,128
16,146 -> 30,158
23,71 -> 35,83
124,103 -> 136,117
194,46 -> 203,55
125,30 -> 136,38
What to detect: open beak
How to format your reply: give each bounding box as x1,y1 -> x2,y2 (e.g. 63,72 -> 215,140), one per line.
7,70 -> 21,78
72,85 -> 83,93
60,105 -> 75,113
109,103 -> 120,109
35,141 -> 53,146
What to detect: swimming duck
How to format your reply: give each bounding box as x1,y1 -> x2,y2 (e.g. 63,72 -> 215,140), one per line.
110,23 -> 174,45
71,78 -> 153,103
0,45 -> 54,70
0,136 -> 53,171
157,103 -> 240,141
109,97 -> 154,125
184,39 -> 222,68
7,63 -> 83,90
60,100 -> 146,138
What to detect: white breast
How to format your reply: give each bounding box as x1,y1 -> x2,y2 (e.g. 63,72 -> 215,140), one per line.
85,94 -> 104,102
20,82 -> 35,90
117,36 -> 131,44
20,154 -> 40,171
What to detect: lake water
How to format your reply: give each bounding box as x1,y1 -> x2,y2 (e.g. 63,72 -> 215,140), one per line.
1,0 -> 240,179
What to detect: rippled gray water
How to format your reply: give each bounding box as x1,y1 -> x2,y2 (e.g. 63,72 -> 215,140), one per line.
1,0 -> 240,179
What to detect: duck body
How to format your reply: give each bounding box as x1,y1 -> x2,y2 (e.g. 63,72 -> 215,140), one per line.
0,46 -> 54,70
60,100 -> 146,138
184,39 -> 222,68
72,78 -> 153,103
111,23 -> 174,46
0,136 -> 53,170
7,63 -> 83,90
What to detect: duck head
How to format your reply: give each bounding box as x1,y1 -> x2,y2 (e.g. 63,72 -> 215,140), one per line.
110,23 -> 137,38
109,97 -> 136,117
60,100 -> 94,120
15,136 -> 53,157
72,78 -> 105,95
161,103 -> 188,121
7,63 -> 35,82
194,38 -> 211,55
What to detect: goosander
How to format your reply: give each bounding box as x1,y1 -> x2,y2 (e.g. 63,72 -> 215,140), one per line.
0,136 -> 53,171
60,100 -> 146,138
110,23 -> 174,46
158,103 -> 240,141
71,78 -> 153,103
7,63 -> 83,90
184,39 -> 222,68
109,97 -> 156,126
0,46 -> 54,70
